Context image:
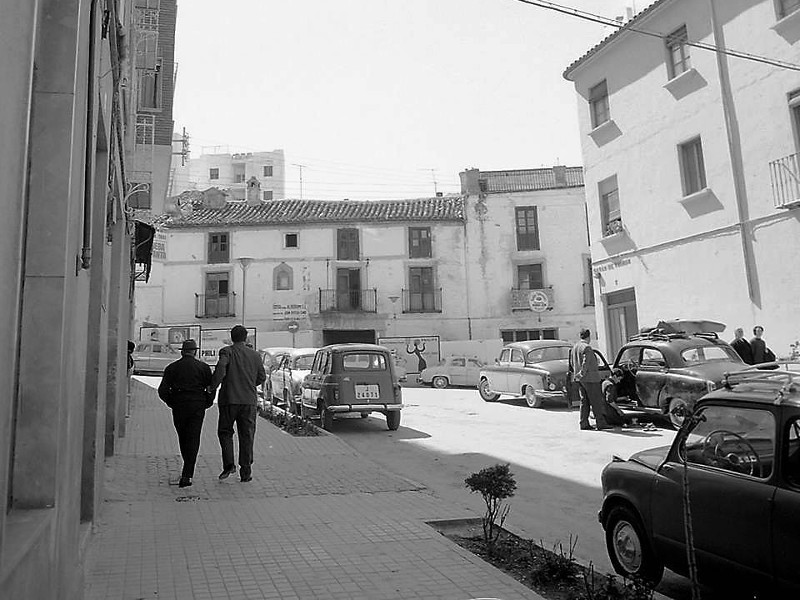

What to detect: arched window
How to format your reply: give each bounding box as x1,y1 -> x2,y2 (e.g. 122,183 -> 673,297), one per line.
274,263 -> 293,290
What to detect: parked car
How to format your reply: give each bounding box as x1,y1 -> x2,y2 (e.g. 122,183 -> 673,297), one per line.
300,343 -> 402,431
611,319 -> 746,428
132,341 -> 180,375
258,346 -> 293,401
269,347 -> 318,414
479,340 -> 608,408
599,364 -> 800,595
418,355 -> 485,388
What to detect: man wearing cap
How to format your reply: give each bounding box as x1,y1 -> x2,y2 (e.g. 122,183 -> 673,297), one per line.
158,339 -> 214,487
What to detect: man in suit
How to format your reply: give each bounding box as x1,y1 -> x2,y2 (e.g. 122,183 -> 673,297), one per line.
730,327 -> 753,364
570,328 -> 611,431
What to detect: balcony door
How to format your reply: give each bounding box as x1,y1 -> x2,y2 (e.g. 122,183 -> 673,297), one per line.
409,267 -> 435,312
336,268 -> 361,310
205,272 -> 230,317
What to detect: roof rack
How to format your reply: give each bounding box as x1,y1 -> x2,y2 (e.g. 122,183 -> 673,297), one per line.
628,328 -> 720,342
723,362 -> 800,400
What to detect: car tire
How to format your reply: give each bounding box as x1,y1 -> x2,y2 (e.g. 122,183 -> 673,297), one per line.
432,376 -> 448,389
524,386 -> 543,408
668,397 -> 688,430
605,505 -> 664,585
479,379 -> 500,402
319,403 -> 333,431
386,411 -> 401,431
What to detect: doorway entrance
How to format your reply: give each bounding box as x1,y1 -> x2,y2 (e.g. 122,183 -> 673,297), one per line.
336,268 -> 361,311
605,288 -> 639,358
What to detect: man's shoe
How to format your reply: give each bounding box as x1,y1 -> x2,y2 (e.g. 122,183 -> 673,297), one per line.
240,475 -> 253,483
178,477 -> 192,488
218,466 -> 236,480
580,424 -> 595,431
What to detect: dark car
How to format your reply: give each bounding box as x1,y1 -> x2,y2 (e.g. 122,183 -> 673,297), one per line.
300,343 -> 403,431
612,321 -> 746,428
599,364 -> 800,595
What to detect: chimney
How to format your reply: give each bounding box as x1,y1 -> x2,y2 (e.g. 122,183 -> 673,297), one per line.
459,168 -> 482,195
200,187 -> 227,209
246,176 -> 261,206
553,165 -> 567,187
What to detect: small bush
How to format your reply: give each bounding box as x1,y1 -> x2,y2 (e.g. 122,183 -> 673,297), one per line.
577,564 -> 655,600
529,536 -> 579,586
465,463 -> 517,554
260,404 -> 319,436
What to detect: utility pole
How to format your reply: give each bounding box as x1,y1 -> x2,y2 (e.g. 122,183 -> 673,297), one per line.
430,168 -> 438,196
291,163 -> 305,199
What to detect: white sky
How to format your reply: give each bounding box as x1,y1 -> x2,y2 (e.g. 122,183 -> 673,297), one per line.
172,0 -> 636,201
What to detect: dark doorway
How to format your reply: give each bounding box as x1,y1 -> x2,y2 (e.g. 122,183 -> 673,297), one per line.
336,268 -> 361,310
323,329 -> 376,345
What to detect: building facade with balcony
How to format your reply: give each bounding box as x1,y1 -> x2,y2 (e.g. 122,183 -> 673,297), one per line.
564,0 -> 800,358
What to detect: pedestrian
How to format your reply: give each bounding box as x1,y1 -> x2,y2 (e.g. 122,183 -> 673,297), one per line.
157,339 -> 214,488
127,340 -> 135,374
730,327 -> 753,364
569,329 -> 611,431
211,325 -> 266,482
750,325 -> 777,368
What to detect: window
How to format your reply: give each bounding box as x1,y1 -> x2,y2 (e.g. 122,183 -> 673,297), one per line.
343,353 -> 387,370
138,60 -> 162,110
451,357 -> 466,367
778,0 -> 800,19
408,266 -> 437,312
599,175 -> 622,236
641,348 -> 667,367
785,418 -> 800,486
589,80 -> 610,128
510,349 -> 524,364
337,228 -> 359,260
515,206 -> 540,250
234,173 -> 246,183
499,349 -> 511,363
408,227 -> 432,258
263,165 -> 273,177
617,347 -> 641,368
501,329 -> 558,342
209,168 -> 219,180
679,137 -> 707,196
274,263 -> 293,290
263,191 -> 273,201
208,232 -> 229,264
284,233 -> 298,248
517,263 -> 544,290
203,272 -> 232,318
666,25 -> 691,79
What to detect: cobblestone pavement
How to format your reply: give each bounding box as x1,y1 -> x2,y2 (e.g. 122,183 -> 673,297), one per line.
83,379 -> 543,599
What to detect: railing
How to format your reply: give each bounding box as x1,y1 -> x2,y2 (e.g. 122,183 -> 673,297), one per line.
401,288 -> 442,313
318,289 -> 377,313
603,216 -> 624,237
769,152 -> 800,209
195,292 -> 237,318
583,282 -> 596,307
510,287 -> 555,311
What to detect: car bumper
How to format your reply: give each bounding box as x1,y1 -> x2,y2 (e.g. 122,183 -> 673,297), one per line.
327,404 -> 403,413
534,390 -> 566,400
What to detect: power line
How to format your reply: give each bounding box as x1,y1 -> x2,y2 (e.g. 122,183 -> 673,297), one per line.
514,0 -> 800,72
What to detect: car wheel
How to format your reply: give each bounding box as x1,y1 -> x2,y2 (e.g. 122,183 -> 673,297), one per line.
432,376 -> 448,389
319,403 -> 333,431
605,505 -> 664,584
668,397 -> 688,430
524,386 -> 543,408
479,379 -> 500,402
386,411 -> 401,431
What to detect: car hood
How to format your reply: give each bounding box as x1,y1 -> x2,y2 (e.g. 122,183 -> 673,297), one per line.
628,445 -> 671,471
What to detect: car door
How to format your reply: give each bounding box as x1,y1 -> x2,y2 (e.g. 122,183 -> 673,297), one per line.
635,347 -> 668,409
301,350 -> 324,409
448,357 -> 467,385
651,404 -> 776,588
773,415 -> 800,593
134,343 -> 152,372
488,348 -> 512,393
506,348 -> 526,395
466,358 -> 483,387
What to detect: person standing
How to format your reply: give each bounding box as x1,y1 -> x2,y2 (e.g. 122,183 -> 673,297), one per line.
730,327 -> 753,364
570,329 -> 611,431
750,325 -> 777,367
157,339 -> 214,488
212,325 -> 266,482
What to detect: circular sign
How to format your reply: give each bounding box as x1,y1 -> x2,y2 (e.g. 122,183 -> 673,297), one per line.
528,290 -> 549,313
287,320 -> 300,333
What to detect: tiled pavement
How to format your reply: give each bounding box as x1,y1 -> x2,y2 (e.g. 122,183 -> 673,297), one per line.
83,379 -> 543,599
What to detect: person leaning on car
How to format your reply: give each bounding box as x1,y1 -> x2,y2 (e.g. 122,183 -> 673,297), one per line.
570,329 -> 611,431
157,339 -> 214,488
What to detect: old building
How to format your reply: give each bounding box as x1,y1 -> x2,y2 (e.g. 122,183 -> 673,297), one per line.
0,1 -> 176,597
564,0 -> 800,358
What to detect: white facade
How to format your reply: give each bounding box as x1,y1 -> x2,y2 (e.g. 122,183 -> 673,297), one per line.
565,0 -> 800,359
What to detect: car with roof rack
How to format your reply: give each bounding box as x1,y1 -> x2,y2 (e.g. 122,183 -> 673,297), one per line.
599,362 -> 800,595
611,319 -> 747,428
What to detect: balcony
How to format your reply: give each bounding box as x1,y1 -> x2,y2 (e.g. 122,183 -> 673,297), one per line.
769,152 -> 800,209
401,288 -> 442,313
195,293 -> 237,318
583,282 -> 596,307
510,287 -> 555,311
318,289 -> 377,313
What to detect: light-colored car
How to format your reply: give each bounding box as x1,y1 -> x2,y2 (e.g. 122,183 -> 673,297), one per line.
258,346 -> 293,402
132,341 -> 180,375
270,347 -> 319,414
418,356 -> 485,388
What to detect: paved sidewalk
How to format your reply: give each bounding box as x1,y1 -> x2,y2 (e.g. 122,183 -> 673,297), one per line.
83,379 -> 543,600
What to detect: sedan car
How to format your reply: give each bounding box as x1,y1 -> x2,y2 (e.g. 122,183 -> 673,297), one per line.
132,341 -> 180,375
258,346 -> 293,400
418,356 -> 485,388
600,365 -> 800,596
269,347 -> 318,414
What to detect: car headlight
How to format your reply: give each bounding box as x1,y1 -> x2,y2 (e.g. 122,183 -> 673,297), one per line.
549,382 -> 556,390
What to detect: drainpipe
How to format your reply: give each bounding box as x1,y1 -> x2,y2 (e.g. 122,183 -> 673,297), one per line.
80,0 -> 100,271
462,212 -> 473,340
708,0 -> 759,305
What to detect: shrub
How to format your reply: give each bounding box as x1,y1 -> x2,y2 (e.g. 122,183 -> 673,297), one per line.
529,535 -> 579,586
260,404 -> 319,436
464,463 -> 517,554
578,564 -> 654,600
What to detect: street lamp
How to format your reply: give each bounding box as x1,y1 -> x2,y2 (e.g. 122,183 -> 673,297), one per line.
388,295 -> 400,337
236,257 -> 254,325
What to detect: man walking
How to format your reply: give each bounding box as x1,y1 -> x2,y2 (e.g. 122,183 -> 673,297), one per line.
730,327 -> 753,364
158,339 -> 214,487
212,325 -> 266,482
570,329 -> 611,431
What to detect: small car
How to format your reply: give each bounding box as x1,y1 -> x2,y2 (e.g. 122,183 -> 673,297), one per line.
418,355 -> 485,388
132,341 -> 180,375
258,346 -> 293,400
300,343 -> 403,431
599,364 -> 800,596
479,340 -> 608,408
269,347 -> 318,414
612,319 -> 746,428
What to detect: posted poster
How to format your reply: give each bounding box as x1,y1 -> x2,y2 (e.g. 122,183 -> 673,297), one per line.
199,327 -> 257,366
378,336 -> 440,374
139,325 -> 201,347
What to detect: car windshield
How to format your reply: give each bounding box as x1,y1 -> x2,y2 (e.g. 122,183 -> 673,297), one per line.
342,352 -> 387,371
294,354 -> 315,370
681,344 -> 740,365
525,346 -> 570,364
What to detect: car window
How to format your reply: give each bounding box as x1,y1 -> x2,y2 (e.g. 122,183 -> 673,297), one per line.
451,357 -> 465,367
342,352 -> 387,371
616,346 -> 641,368
681,344 -> 740,365
152,344 -> 162,353
682,405 -> 775,479
468,358 -> 483,368
526,346 -> 570,363
499,349 -> 511,363
135,343 -> 150,353
510,349 -> 524,364
784,418 -> 800,488
294,354 -> 315,370
641,348 -> 666,367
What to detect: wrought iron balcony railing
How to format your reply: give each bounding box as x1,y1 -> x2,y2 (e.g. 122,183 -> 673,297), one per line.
401,288 -> 442,313
769,152 -> 800,209
510,287 -> 555,311
195,292 -> 237,318
318,289 -> 377,313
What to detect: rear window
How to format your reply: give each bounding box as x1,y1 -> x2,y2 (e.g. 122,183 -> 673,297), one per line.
681,344 -> 739,365
294,354 -> 315,370
342,352 -> 387,371
526,346 -> 570,363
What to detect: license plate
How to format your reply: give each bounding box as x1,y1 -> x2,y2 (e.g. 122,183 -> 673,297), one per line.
355,384 -> 380,400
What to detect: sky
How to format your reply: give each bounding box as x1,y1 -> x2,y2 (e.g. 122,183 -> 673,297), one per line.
171,0 -> 638,201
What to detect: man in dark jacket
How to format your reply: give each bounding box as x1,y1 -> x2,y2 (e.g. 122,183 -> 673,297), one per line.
570,328 -> 611,431
212,325 -> 266,482
158,339 -> 214,487
730,327 -> 753,364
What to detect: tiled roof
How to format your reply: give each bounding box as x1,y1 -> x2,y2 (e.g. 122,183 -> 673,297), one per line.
563,0 -> 671,80
480,167 -> 584,193
163,196 -> 466,229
